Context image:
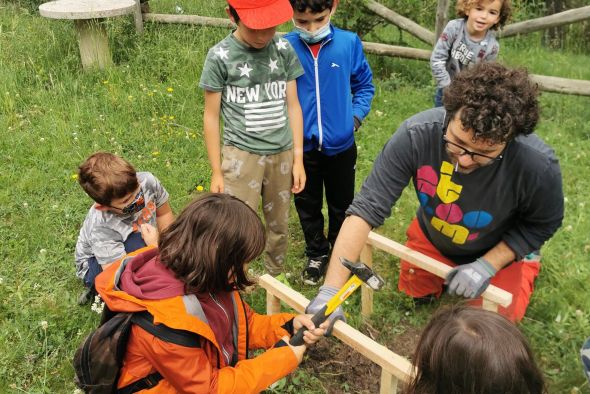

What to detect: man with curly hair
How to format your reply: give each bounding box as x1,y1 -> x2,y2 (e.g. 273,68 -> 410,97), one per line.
430,0 -> 512,107
307,63 -> 563,323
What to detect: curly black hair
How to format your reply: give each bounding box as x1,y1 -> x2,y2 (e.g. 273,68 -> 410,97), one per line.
443,62 -> 540,144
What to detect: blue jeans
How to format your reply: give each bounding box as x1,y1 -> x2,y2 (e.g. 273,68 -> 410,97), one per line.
582,337 -> 590,384
83,231 -> 146,288
434,87 -> 444,108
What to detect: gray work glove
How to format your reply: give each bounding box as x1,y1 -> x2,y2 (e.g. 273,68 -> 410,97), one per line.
446,257 -> 497,299
305,285 -> 346,336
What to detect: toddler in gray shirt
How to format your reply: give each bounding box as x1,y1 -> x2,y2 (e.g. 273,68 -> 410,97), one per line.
430,0 -> 512,106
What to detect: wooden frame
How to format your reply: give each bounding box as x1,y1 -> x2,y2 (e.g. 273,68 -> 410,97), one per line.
138,8 -> 590,96
360,231 -> 513,317
259,274 -> 415,394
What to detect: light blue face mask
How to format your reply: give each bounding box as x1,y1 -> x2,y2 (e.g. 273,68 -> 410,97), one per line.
293,18 -> 332,44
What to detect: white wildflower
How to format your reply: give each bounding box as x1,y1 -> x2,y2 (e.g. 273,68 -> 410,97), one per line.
40,321 -> 48,330
91,294 -> 104,314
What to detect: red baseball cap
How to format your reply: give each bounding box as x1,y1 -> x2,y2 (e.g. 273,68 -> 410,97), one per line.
228,0 -> 293,29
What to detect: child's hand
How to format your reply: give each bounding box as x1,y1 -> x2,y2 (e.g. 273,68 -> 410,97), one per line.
293,314 -> 329,346
291,162 -> 306,194
281,335 -> 306,363
140,224 -> 159,246
210,173 -> 224,193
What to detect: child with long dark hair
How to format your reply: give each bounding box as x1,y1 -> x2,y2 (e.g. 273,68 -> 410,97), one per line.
405,305 -> 546,394
96,193 -> 326,393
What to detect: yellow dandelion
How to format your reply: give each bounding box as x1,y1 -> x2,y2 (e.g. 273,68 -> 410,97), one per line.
127,95 -> 133,100
71,174 -> 79,180
168,115 -> 175,120
147,92 -> 154,97
102,80 -> 109,85
152,151 -> 160,156
166,87 -> 174,93
196,185 -> 204,192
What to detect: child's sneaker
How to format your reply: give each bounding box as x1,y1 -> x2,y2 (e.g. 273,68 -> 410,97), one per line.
301,255 -> 328,285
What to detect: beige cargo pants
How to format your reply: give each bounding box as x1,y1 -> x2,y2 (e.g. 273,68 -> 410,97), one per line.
222,145 -> 293,276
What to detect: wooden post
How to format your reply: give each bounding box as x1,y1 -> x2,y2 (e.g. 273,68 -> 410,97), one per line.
133,0 -> 144,34
380,369 -> 398,394
434,0 -> 450,39
362,42 -> 431,60
266,292 -> 281,315
360,243 -> 374,319
75,19 -> 112,69
499,5 -> 590,38
362,0 -> 436,44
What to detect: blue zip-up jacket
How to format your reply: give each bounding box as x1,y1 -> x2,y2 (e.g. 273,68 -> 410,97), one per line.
285,26 -> 375,156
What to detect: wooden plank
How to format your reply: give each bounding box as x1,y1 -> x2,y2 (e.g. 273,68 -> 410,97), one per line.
362,0 -> 436,44
360,244 -> 374,318
258,274 -> 415,383
380,369 -> 398,394
434,0 -> 450,40
499,5 -> 590,38
366,232 -> 513,308
143,13 -> 234,28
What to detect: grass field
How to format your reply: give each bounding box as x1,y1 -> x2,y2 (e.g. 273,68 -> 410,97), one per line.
1,0 -> 589,392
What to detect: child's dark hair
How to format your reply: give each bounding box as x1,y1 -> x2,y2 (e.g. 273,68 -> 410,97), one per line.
405,305 -> 546,394
158,193 -> 264,293
78,152 -> 138,206
290,0 -> 334,13
456,0 -> 512,29
443,62 -> 539,144
227,4 -> 240,24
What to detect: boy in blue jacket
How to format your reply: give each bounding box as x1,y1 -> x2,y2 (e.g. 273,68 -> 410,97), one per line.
285,0 -> 374,285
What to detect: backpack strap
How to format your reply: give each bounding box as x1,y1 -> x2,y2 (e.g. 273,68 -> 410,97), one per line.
130,311 -> 201,348
117,372 -> 163,394
114,311 -> 201,393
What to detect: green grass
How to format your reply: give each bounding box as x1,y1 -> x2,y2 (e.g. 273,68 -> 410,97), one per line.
1,0 -> 590,392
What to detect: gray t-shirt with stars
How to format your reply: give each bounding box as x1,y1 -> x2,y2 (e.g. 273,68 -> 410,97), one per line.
199,33 -> 304,155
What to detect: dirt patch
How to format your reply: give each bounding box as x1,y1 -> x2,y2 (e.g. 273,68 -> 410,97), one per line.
300,321 -> 423,393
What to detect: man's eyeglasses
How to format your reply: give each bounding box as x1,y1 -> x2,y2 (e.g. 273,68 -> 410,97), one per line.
442,134 -> 503,165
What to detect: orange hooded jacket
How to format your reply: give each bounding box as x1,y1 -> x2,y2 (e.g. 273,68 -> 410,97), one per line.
95,247 -> 299,393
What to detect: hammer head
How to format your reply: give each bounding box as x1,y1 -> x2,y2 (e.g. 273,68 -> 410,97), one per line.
340,257 -> 385,291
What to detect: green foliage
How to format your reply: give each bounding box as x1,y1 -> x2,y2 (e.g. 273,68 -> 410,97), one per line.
1,0 -> 590,393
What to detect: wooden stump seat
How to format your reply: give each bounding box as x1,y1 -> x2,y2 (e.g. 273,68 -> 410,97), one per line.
39,0 -> 136,69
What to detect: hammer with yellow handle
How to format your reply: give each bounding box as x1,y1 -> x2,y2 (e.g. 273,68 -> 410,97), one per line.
290,257 -> 384,346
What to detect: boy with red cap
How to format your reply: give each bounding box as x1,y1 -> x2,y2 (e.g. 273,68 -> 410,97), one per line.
200,0 -> 306,278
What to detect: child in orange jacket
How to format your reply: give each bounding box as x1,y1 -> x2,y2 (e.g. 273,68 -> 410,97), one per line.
96,193 -> 327,393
